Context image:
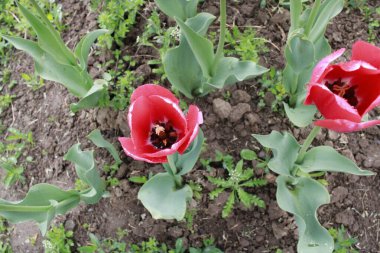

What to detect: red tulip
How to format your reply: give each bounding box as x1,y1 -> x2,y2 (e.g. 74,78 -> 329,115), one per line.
118,84 -> 203,163
305,41 -> 380,132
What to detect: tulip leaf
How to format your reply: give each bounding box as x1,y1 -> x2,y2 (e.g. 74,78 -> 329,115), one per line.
17,0 -> 76,65
164,13 -> 215,98
313,36 -> 331,62
285,36 -> 315,74
175,17 -> 215,78
297,146 -> 375,176
87,129 -> 122,164
277,175 -> 334,253
309,0 -> 344,42
138,173 -> 193,220
208,57 -> 268,89
64,144 -> 106,204
155,0 -> 198,20
70,81 -> 106,113
2,35 -> 91,97
176,129 -> 204,176
289,0 -> 303,32
0,184 -> 80,235
253,131 -> 300,176
75,29 -> 108,70
284,102 -> 317,128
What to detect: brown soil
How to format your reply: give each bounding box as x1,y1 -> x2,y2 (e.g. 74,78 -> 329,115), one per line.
1,0 -> 379,252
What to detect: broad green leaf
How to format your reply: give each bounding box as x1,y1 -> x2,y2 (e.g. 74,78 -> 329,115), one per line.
253,131 -> 300,176
138,173 -> 192,220
285,36 -> 315,74
309,0 -> 344,42
164,13 -> 215,98
176,129 -> 204,176
64,144 -> 106,204
17,1 -> 76,65
87,129 -> 122,164
297,146 -> 374,176
75,29 -> 108,70
240,149 -> 257,161
277,176 -> 333,253
313,36 -> 331,62
289,0 -> 303,32
175,17 -> 215,78
208,57 -> 268,89
0,184 -> 80,235
284,102 -> 317,128
70,81 -> 106,112
155,0 -> 199,20
2,35 -> 90,97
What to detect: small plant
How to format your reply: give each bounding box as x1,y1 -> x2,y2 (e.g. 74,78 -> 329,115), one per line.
20,72 -> 44,90
0,217 -> 13,253
0,128 -> 34,187
224,26 -> 268,62
257,68 -> 287,112
0,94 -> 13,115
329,226 -> 359,253
93,0 -> 144,49
207,150 -> 267,218
43,224 -> 74,253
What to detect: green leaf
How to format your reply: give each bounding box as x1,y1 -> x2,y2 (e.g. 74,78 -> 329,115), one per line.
0,184 -> 79,235
207,176 -> 231,188
137,173 -> 193,220
253,131 -> 300,176
208,57 -> 268,89
75,29 -> 108,70
155,0 -> 199,20
309,0 -> 344,42
175,17 -> 215,78
87,129 -> 122,164
313,36 -> 331,62
17,1 -> 76,65
289,0 -> 303,32
277,175 -> 334,253
176,129 -> 204,176
70,81 -> 106,112
298,146 -> 374,176
2,35 -> 91,97
222,192 -> 235,218
284,102 -> 317,128
128,176 -> 147,184
209,188 -> 225,200
285,36 -> 315,74
164,13 -> 216,98
240,149 -> 257,161
240,178 -> 267,188
64,144 -> 106,204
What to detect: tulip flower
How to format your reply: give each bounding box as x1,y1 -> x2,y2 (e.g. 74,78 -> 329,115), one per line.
305,41 -> 380,132
119,84 -> 203,163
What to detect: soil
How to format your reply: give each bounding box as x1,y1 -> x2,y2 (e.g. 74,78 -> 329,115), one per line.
1,0 -> 380,252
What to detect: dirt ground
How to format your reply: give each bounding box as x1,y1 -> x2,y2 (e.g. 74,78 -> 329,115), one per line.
1,0 -> 379,252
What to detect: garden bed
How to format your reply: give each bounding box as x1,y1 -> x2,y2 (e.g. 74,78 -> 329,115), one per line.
0,0 -> 379,252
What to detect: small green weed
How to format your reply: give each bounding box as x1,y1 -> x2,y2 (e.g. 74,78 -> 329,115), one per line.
207,150 -> 267,218
329,226 -> 359,253
92,0 -> 144,49
224,26 -> 269,62
0,94 -> 13,115
0,128 -> 33,187
103,163 -> 121,187
0,217 -> 13,253
257,68 -> 286,112
20,72 -> 44,90
43,224 -> 74,253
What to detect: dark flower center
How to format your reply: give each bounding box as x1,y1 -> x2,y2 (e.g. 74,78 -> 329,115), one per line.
150,122 -> 178,149
325,78 -> 358,108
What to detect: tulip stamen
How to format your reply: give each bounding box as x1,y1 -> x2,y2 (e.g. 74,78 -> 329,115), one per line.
326,79 -> 358,107
150,122 -> 178,149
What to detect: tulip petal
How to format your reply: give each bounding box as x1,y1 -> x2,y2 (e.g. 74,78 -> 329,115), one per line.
178,105 -> 203,154
314,119 -> 380,133
352,41 -> 380,69
128,96 -> 154,148
118,137 -> 167,163
306,85 -> 361,122
131,84 -> 179,104
310,48 -> 345,83
351,74 -> 380,116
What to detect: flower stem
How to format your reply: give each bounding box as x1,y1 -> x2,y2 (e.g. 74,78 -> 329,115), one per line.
213,0 -> 227,72
167,154 -> 183,188
296,126 -> 321,163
